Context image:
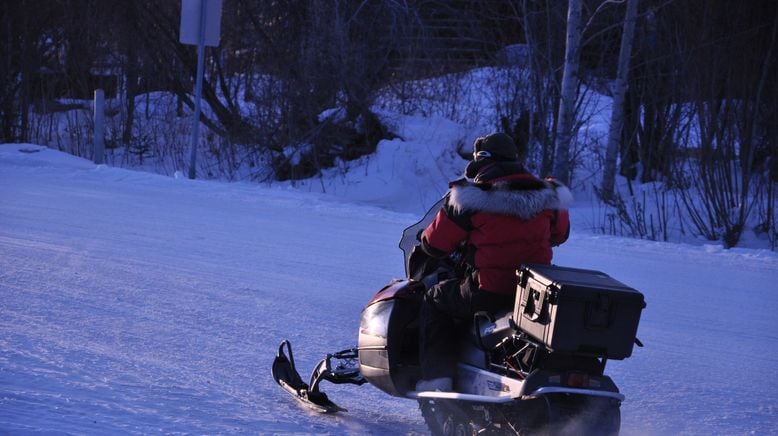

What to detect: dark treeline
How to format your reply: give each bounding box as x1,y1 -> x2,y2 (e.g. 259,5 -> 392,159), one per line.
1,0 -> 776,247
1,0 -> 522,179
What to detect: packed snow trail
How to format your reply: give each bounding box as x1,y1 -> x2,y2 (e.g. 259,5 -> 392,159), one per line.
1,145 -> 777,435
0,145 -> 426,434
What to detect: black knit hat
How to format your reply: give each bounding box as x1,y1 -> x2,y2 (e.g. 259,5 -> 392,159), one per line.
472,132 -> 519,162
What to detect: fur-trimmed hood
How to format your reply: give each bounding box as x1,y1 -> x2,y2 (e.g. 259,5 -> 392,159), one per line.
449,178 -> 573,220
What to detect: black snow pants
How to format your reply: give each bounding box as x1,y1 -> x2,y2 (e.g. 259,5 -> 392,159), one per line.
418,273 -> 514,381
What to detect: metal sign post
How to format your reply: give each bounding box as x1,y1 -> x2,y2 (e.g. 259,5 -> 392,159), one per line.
179,0 -> 222,179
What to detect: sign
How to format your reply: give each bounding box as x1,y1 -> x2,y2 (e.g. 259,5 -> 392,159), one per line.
179,0 -> 223,47
179,0 -> 223,179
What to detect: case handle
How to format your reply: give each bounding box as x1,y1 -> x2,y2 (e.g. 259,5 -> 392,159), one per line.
522,287 -> 549,324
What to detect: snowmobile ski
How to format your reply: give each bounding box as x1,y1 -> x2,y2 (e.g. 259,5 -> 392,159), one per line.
271,340 -> 365,413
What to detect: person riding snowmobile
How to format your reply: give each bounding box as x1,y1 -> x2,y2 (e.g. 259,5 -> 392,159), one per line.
415,132 -> 572,392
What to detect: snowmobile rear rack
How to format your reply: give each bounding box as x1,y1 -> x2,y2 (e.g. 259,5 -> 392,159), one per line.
271,340 -> 366,413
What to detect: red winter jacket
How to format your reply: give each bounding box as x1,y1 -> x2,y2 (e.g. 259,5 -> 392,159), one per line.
422,162 -> 571,295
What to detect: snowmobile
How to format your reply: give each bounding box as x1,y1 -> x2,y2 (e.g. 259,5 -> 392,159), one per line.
272,199 -> 646,435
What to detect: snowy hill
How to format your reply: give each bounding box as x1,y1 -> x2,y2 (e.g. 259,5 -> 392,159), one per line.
2,144 -> 778,435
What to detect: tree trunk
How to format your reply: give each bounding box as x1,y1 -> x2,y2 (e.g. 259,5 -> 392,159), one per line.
123,30 -> 137,147
731,8 -> 778,247
601,0 -> 639,201
552,0 -> 583,184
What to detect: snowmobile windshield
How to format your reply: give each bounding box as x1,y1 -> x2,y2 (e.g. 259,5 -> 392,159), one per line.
399,196 -> 446,276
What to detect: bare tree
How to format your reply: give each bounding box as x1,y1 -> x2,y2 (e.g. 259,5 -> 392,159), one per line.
669,0 -> 777,248
600,0 -> 639,201
552,0 -> 583,184
519,0 -> 567,176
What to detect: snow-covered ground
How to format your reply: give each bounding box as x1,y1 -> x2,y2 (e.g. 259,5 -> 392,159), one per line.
1,144 -> 777,435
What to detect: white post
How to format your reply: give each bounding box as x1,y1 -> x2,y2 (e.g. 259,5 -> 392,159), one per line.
93,89 -> 105,165
187,0 -> 208,180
